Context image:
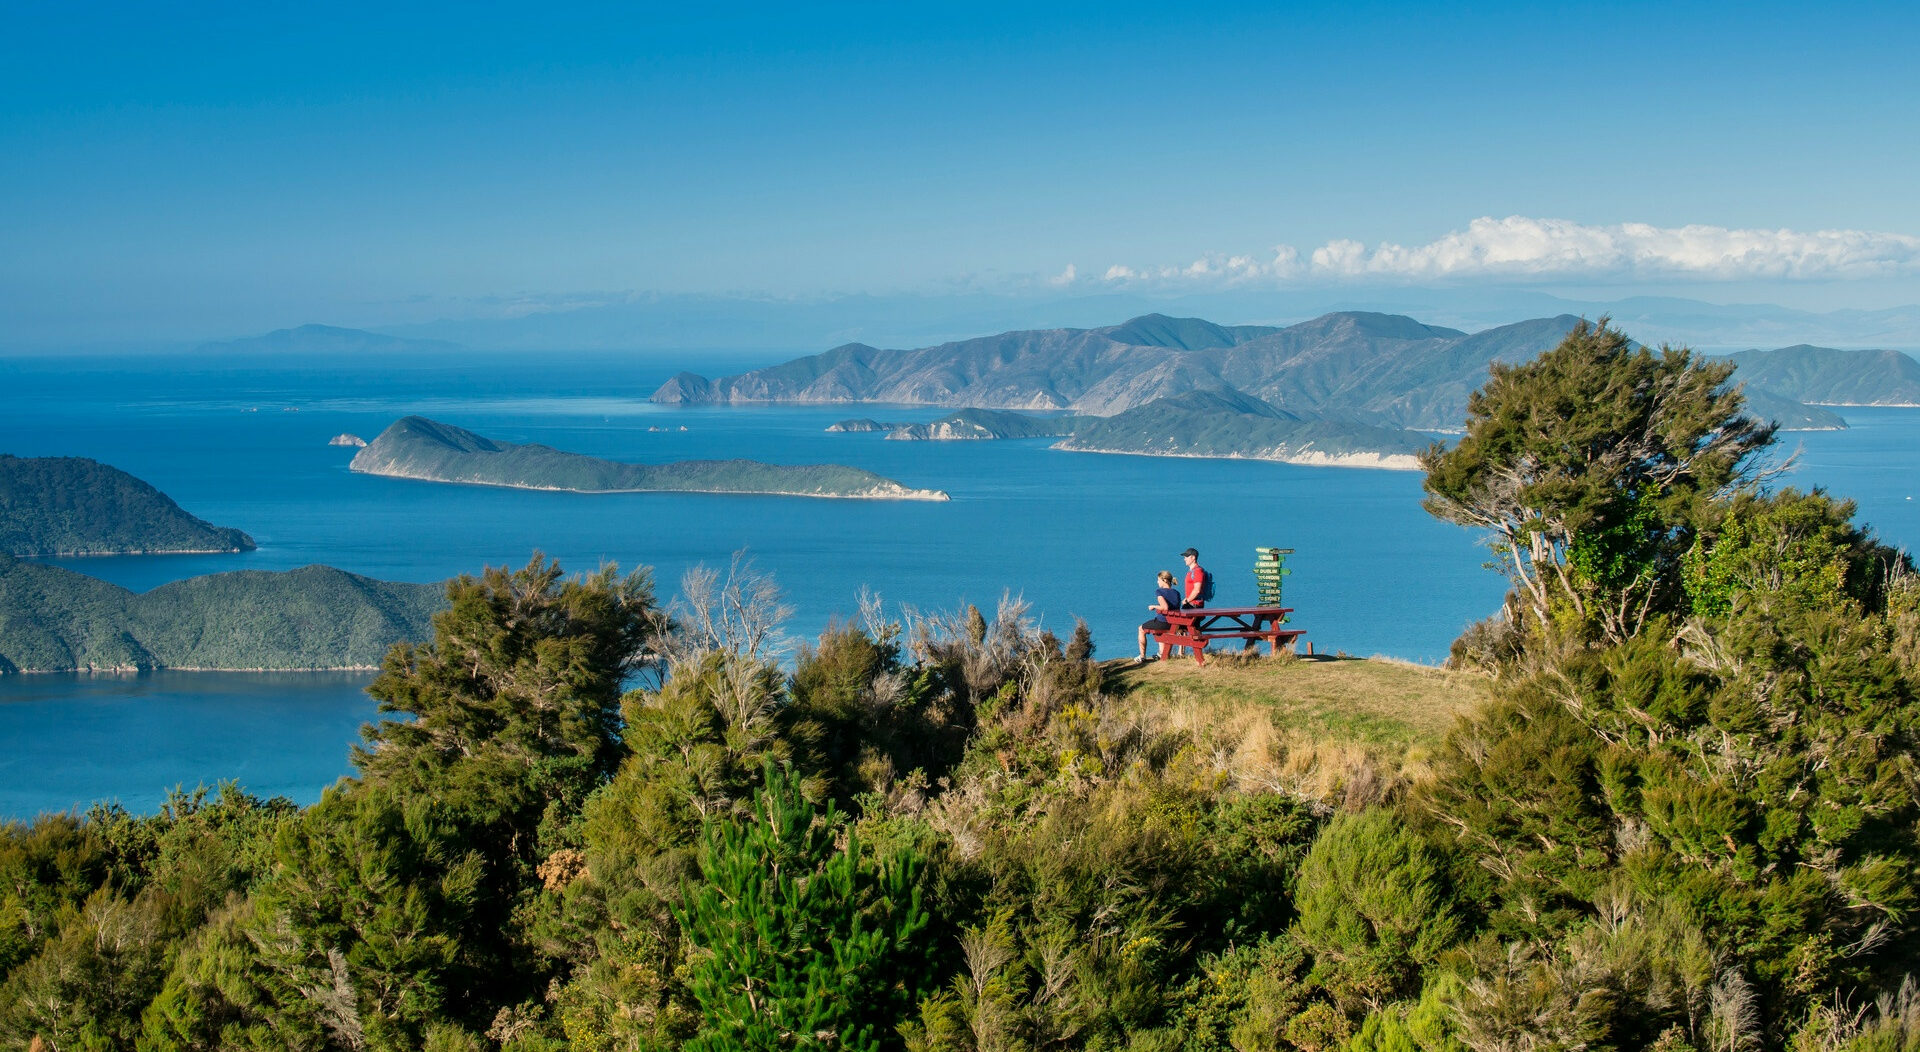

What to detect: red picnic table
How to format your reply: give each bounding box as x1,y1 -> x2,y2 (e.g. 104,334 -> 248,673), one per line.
1150,606 -> 1302,666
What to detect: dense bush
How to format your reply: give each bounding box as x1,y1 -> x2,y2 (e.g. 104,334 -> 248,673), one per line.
9,320 -> 1920,1051
6,544 -> 1917,1051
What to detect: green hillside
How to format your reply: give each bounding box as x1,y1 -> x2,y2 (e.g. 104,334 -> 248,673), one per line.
1726,344 -> 1920,405
352,415 -> 950,500
1058,389 -> 1429,466
0,455 -> 255,556
0,558 -> 443,672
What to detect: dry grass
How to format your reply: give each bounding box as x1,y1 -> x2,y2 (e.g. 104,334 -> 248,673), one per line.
1109,652 -> 1488,750
1096,653 -> 1491,806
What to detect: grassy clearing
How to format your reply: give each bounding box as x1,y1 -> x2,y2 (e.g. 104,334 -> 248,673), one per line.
1096,653 -> 1491,804
1109,652 -> 1488,750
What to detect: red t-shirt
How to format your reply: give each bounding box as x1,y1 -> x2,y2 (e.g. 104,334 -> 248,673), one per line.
1184,565 -> 1207,607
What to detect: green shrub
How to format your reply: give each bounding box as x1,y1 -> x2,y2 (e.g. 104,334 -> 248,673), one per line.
678,762 -> 932,1051
1293,809 -> 1463,1011
1684,488 -> 1907,618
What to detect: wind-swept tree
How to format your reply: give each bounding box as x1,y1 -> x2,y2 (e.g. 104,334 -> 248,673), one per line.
1421,319 -> 1775,643
355,553 -> 664,826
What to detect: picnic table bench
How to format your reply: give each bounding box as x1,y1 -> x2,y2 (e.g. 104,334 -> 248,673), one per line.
1149,606 -> 1302,666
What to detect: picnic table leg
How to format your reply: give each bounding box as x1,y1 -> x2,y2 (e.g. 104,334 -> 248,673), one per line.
1157,637 -> 1171,660
1189,637 -> 1207,666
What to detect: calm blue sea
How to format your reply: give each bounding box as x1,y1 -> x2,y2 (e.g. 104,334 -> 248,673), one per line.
2,351 -> 1917,819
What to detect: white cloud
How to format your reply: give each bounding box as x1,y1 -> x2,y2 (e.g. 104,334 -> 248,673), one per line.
1048,263 -> 1077,287
1096,216 -> 1920,287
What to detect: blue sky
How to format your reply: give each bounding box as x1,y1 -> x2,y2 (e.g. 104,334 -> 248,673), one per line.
4,1 -> 1919,347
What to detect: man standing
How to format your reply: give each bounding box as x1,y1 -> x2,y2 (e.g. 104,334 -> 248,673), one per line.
1181,547 -> 1210,609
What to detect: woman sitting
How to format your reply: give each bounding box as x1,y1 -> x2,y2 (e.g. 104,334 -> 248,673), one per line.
1136,570 -> 1182,664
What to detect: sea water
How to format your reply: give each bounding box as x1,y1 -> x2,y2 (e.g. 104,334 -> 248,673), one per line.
1,351 -> 1916,818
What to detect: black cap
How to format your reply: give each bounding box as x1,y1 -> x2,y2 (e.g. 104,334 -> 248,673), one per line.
1181,547 -> 1199,558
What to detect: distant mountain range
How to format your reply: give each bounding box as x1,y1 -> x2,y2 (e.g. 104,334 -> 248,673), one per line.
354,289 -> 1920,355
0,455 -> 255,556
352,416 -> 950,500
654,311 -> 1865,434
197,323 -> 462,356
0,558 -> 442,673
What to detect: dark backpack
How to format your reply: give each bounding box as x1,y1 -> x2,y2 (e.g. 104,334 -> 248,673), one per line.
1196,569 -> 1215,603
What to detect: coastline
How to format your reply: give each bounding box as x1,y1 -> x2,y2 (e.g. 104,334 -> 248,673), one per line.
3,664 -> 385,675
1050,442 -> 1423,471
351,464 -> 951,501
16,546 -> 253,557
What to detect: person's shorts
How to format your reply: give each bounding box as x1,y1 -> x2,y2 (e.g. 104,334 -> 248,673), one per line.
1141,617 -> 1171,632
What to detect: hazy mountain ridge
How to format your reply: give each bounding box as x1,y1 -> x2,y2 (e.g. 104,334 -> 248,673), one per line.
0,455 -> 255,556
362,289 -> 1920,355
657,311 -> 1862,434
651,314 -> 1293,415
648,311 -> 1566,425
0,558 -> 443,672
197,323 -> 464,357
352,416 -> 950,500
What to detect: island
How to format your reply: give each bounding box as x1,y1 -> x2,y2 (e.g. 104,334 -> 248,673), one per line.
824,396 -> 1428,467
825,418 -> 911,433
1054,390 -> 1430,469
0,455 -> 256,556
884,408 -> 1088,441
350,416 -> 950,500
197,323 -> 464,357
0,557 -> 443,673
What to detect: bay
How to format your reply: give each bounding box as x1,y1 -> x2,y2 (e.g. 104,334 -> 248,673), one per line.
1,351 -> 1915,819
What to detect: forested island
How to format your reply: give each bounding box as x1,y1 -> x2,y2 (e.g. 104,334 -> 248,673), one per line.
0,455 -> 254,556
352,415 -> 950,500
5,322 -> 1920,1051
0,558 -> 443,672
837,396 -> 1430,468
